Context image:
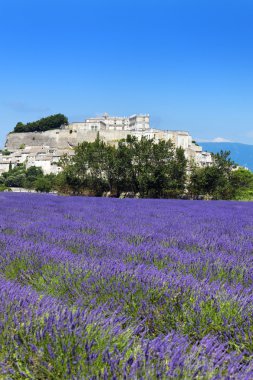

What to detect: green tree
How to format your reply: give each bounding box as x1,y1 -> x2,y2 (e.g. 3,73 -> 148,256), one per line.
14,122 -> 25,132
112,138 -> 137,195
34,177 -> 52,193
128,137 -> 185,198
230,168 -> 253,200
166,146 -> 187,198
13,114 -> 68,133
59,135 -> 188,198
5,174 -> 26,187
71,136 -> 108,195
2,149 -> 11,156
24,166 -> 44,188
188,151 -> 235,199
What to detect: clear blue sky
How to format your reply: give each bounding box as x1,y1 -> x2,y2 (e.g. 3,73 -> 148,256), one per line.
1,0 -> 253,147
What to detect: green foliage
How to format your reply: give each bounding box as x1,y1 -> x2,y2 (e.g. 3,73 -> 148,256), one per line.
1,149 -> 11,156
1,164 -> 26,187
13,114 -> 68,133
0,184 -> 7,192
188,151 -> 236,199
58,135 -> 188,197
26,166 -> 44,178
24,166 -> 44,188
0,164 -> 56,192
34,176 -> 53,193
5,173 -> 26,187
59,140 -> 252,200
0,140 -> 250,199
230,168 -> 253,200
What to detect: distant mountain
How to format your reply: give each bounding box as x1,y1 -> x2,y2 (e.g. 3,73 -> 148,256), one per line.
199,142 -> 253,171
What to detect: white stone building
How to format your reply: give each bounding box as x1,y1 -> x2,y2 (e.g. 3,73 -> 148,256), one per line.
68,113 -> 150,132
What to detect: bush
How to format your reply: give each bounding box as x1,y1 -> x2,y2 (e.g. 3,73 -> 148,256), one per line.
34,177 -> 52,193
1,149 -> 11,156
5,174 -> 26,187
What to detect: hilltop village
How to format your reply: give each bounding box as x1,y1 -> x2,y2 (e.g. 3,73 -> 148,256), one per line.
0,114 -> 212,175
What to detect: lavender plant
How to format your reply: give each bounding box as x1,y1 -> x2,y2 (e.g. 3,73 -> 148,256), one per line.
1,193 -> 253,378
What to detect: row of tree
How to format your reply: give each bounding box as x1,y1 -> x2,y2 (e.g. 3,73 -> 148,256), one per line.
1,136 -> 253,200
58,136 -> 187,198
57,135 -> 253,200
189,160 -> 253,200
13,114 -> 68,133
0,165 -> 55,193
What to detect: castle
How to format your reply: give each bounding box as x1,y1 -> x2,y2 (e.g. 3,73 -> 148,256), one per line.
0,114 -> 212,175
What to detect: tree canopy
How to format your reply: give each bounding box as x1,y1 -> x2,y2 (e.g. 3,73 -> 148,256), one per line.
1,164 -> 54,192
188,150 -> 238,199
59,135 -> 187,197
13,114 -> 68,133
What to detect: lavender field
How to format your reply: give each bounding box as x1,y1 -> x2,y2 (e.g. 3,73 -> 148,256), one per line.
1,194 -> 253,379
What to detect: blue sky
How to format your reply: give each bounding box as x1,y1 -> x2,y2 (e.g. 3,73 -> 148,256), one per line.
1,0 -> 253,147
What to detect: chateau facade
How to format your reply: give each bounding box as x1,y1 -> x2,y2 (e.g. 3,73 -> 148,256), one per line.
70,113 -> 150,132
0,114 -> 212,175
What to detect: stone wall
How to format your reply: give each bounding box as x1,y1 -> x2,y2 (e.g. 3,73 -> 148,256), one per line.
5,129 -> 131,151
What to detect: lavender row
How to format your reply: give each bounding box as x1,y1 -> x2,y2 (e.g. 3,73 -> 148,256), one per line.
1,277 -> 253,379
1,193 -> 253,377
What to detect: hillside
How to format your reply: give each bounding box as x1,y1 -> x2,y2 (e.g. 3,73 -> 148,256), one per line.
200,142 -> 253,171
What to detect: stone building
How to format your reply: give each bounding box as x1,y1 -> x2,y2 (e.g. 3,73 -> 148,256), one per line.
0,113 -> 212,175
69,113 -> 150,132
